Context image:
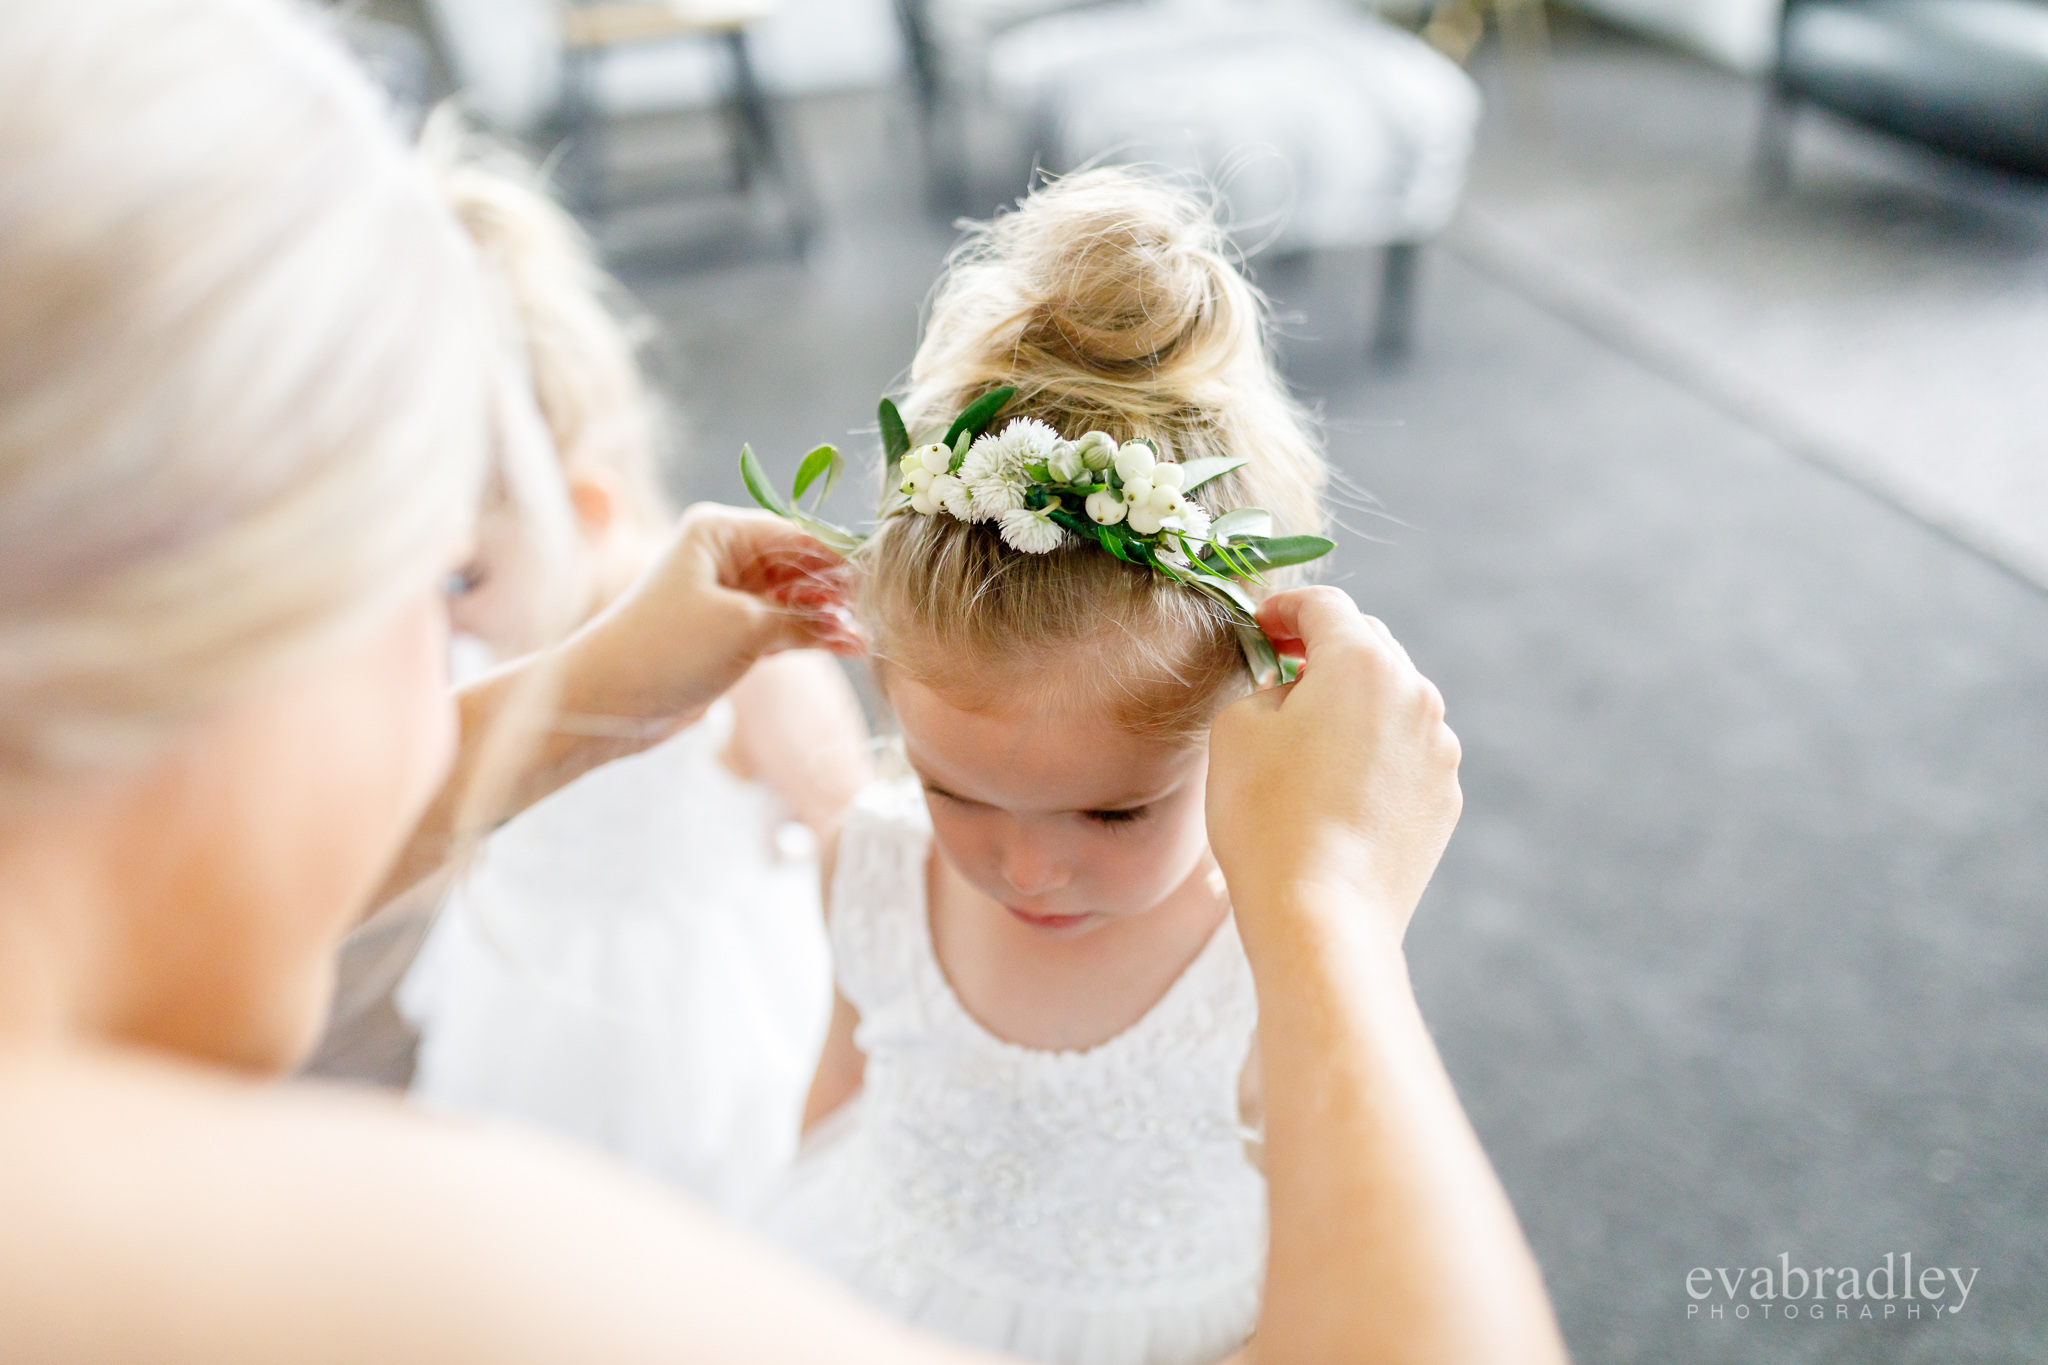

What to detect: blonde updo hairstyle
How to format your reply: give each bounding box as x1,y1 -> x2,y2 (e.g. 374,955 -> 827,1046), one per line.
423,115 -> 674,544
0,0 -> 562,805
863,169 -> 1328,739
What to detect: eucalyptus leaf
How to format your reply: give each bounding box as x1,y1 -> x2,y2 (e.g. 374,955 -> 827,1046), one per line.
1209,507 -> 1273,543
1176,455 -> 1249,494
738,444 -> 793,518
1191,575 -> 1258,618
944,385 -> 1017,448
1233,623 -> 1283,689
792,444 -> 841,507
878,398 -> 910,463
1230,534 -> 1336,571
790,511 -> 864,555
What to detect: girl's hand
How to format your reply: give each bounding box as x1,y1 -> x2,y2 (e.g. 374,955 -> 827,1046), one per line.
1206,586 -> 1462,944
557,505 -> 862,737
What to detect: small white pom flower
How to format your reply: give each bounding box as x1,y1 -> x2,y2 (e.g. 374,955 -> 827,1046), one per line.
916,443 -> 954,476
1085,489 -> 1127,525
1155,536 -> 1193,571
1128,502 -> 1167,536
1114,442 -> 1156,483
1152,462 -> 1185,492
999,507 -> 1067,554
1174,500 -> 1213,541
960,417 -> 1057,519
909,489 -> 940,516
1048,444 -> 1083,483
930,473 -> 973,520
904,466 -> 935,496
1075,431 -> 1119,470
1122,475 -> 1153,508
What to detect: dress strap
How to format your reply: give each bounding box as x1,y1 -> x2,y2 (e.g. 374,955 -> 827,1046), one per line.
826,778 -> 933,1018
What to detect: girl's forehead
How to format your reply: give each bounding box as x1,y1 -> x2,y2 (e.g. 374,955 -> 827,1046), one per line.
889,673 -> 1200,811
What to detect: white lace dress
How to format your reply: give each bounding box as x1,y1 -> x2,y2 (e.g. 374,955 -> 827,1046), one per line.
398,701 -> 831,1218
762,779 -> 1266,1365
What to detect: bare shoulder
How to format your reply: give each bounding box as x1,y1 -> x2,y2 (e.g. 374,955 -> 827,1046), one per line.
0,1046 -> 954,1365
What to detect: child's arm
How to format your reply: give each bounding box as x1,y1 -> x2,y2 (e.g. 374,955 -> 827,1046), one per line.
725,651 -> 872,839
797,829 -> 865,1135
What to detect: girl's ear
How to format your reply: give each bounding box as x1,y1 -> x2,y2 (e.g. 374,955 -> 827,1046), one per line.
565,468 -> 619,539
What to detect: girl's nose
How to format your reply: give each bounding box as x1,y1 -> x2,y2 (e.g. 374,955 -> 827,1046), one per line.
997,838 -> 1069,899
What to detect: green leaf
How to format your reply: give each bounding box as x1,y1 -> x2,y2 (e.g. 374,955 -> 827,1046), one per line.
1209,507 -> 1273,543
789,512 -> 864,555
1191,575 -> 1258,618
1233,623 -> 1284,688
878,398 -> 910,463
1232,534 -> 1336,571
792,444 -> 841,507
944,385 -> 1018,448
738,444 -> 793,518
1095,524 -> 1136,562
1177,456 -> 1249,494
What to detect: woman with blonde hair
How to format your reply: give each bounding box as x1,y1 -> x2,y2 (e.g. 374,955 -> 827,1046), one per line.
0,1 -> 1563,1361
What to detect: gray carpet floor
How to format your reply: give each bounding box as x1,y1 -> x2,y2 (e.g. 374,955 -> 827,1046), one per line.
628,31 -> 2047,1364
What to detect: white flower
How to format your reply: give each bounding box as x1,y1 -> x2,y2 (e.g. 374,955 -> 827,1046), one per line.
915,442 -> 954,476
1128,502 -> 1167,536
1173,500 -> 1212,541
930,473 -> 973,520
1122,475 -> 1153,508
903,465 -> 935,496
1114,441 -> 1156,483
1074,431 -> 1119,470
1048,443 -> 1083,483
1151,462 -> 1185,492
1155,536 -> 1193,571
960,417 -> 1058,520
1085,489 -> 1127,525
909,488 -> 940,515
999,507 -> 1067,554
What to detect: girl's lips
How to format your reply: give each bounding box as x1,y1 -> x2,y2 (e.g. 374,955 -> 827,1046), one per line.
1006,905 -> 1091,930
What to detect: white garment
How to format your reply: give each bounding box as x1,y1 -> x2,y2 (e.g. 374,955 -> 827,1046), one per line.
762,779 -> 1266,1365
399,701 -> 831,1218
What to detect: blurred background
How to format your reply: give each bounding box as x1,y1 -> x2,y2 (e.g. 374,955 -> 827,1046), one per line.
323,1 -> 2046,1359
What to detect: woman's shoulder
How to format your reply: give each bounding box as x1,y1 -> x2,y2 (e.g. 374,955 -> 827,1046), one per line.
0,1044 -> 912,1364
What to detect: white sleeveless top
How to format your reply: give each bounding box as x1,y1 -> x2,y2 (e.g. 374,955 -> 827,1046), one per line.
761,779 -> 1266,1365
399,701 -> 831,1218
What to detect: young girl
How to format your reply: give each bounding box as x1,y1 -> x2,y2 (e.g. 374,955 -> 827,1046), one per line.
761,169 -> 1328,1365
392,133 -> 871,1215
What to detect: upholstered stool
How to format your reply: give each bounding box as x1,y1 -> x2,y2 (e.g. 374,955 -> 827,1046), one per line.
986,0 -> 1481,358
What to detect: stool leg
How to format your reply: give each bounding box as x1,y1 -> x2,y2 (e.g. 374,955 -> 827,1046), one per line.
1372,242 -> 1421,365
722,29 -> 819,254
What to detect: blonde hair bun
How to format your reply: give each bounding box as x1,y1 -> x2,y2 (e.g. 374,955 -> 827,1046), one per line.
869,168 -> 1331,737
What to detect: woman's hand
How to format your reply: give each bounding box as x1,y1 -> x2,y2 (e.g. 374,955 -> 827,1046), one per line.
1206,586 -> 1462,943
556,505 -> 861,738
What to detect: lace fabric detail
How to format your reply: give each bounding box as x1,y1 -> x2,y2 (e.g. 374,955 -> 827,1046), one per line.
778,779 -> 1265,1354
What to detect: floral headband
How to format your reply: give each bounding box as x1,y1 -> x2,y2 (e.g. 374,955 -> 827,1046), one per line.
739,387 -> 1333,684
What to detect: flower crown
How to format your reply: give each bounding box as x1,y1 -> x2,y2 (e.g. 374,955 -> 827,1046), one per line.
738,387 -> 1334,684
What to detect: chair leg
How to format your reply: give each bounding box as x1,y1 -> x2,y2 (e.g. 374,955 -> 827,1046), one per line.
1372,242 -> 1421,365
892,0 -> 963,213
561,46 -> 607,218
721,29 -> 819,254
1756,82 -> 1796,196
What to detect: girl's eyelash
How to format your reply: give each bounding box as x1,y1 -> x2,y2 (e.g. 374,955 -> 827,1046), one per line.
444,563 -> 487,598
1083,807 -> 1148,828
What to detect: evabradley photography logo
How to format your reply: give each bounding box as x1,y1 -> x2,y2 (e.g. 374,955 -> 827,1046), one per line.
1685,1253 -> 1978,1324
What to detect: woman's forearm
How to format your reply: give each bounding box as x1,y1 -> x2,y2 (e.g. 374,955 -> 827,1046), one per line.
1243,883 -> 1567,1365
